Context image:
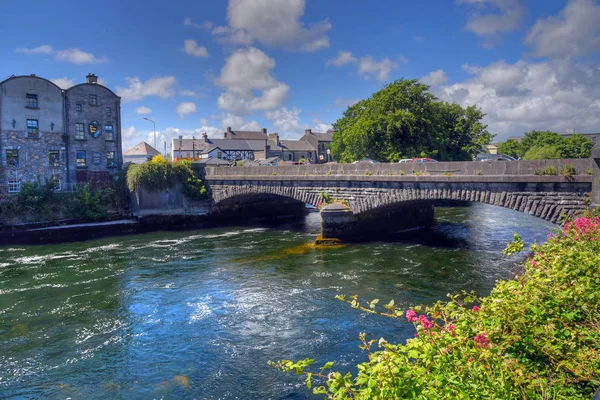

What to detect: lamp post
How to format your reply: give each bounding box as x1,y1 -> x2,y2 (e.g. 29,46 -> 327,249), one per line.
192,136 -> 196,161
142,117 -> 156,149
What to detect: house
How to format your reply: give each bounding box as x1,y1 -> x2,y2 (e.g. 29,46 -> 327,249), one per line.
123,141 -> 161,164
171,133 -> 266,162
299,129 -> 333,163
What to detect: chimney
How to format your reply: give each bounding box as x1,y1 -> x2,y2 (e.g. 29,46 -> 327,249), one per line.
202,132 -> 208,142
225,126 -> 232,139
261,128 -> 267,134
305,129 -> 312,135
86,73 -> 98,84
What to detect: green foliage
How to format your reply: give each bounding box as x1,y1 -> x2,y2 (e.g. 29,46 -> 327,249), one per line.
558,134 -> 594,159
523,145 -> 562,160
558,162 -> 576,179
15,180 -> 57,220
533,165 -> 558,176
497,139 -> 522,158
330,79 -> 493,163
498,131 -> 593,160
272,217 -> 600,398
126,155 -> 208,200
70,184 -> 107,221
502,233 -> 524,255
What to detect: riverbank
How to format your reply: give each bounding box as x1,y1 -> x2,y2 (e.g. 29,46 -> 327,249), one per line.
273,214 -> 600,398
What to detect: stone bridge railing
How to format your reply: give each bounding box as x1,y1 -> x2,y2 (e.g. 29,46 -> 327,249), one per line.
204,159 -> 596,224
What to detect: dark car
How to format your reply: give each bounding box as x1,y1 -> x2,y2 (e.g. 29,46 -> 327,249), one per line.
476,153 -> 517,161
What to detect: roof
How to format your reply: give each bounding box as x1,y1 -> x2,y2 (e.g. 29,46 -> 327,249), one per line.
311,131 -> 333,142
194,158 -> 232,165
224,130 -> 268,140
124,141 -> 161,156
280,140 -> 316,151
172,138 -> 266,152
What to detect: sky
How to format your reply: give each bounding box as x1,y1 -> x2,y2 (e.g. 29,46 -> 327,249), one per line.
1,0 -> 599,153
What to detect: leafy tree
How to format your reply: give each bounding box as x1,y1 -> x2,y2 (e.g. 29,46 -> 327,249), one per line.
497,139 -> 522,158
523,145 -> 562,160
520,131 -> 562,155
330,79 -> 493,163
558,134 -> 593,158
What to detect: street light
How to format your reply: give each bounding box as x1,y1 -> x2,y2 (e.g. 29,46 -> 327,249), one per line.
142,117 -> 156,149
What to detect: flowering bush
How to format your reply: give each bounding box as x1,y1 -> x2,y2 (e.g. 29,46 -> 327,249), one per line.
271,216 -> 600,398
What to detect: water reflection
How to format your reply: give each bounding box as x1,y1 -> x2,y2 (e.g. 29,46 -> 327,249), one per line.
0,204 -> 554,399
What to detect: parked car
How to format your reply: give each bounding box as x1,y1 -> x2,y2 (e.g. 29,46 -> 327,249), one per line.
476,153 -> 517,161
398,158 -> 437,163
352,158 -> 378,164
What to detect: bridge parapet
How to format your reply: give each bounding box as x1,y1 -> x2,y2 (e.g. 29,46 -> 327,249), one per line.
205,159 -> 593,179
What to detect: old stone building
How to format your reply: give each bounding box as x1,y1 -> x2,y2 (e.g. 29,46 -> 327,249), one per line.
65,74 -> 122,186
0,73 -> 122,193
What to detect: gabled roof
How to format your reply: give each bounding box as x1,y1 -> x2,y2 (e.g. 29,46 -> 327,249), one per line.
172,138 -> 266,152
124,141 -> 161,156
280,140 -> 316,151
311,131 -> 333,142
224,130 -> 268,140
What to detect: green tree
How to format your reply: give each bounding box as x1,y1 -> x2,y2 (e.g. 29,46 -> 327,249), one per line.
558,134 -> 593,158
330,79 -> 493,163
519,130 -> 562,155
497,139 -> 522,158
523,145 -> 562,160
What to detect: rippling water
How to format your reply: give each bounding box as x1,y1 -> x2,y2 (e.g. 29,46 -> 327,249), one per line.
0,205 -> 555,399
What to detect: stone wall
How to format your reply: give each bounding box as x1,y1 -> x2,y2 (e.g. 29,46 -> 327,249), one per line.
66,83 -> 122,188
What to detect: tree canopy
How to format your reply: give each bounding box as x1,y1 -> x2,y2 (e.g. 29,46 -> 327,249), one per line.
330,79 -> 493,163
496,131 -> 593,160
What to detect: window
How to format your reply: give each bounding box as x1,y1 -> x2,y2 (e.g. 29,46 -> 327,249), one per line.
76,103 -> 82,112
6,150 -> 19,168
89,94 -> 98,106
217,151 -> 222,159
76,150 -> 86,167
49,150 -> 60,167
8,180 -> 20,193
105,107 -> 111,114
107,151 -> 116,167
75,123 -> 85,140
26,119 -> 39,138
288,154 -> 293,161
26,94 -> 38,108
104,125 -> 114,141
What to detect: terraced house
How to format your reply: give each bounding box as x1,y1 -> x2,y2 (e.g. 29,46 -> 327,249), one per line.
0,73 -> 122,193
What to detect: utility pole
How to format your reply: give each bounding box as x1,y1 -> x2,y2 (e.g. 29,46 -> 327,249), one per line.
142,117 -> 156,149
192,136 -> 196,161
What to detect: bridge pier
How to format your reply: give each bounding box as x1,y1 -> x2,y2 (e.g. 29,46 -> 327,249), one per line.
593,147 -> 600,208
320,201 -> 435,242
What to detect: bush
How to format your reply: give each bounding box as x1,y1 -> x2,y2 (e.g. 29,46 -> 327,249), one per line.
523,145 -> 562,160
70,184 -> 107,221
15,180 -> 57,221
272,217 -> 600,399
127,155 -> 208,200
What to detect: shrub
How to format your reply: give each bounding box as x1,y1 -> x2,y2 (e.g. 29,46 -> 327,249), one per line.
523,145 -> 562,160
534,166 -> 558,176
127,156 -> 208,200
70,184 -> 107,221
271,217 -> 600,399
558,162 -> 577,179
15,179 -> 57,221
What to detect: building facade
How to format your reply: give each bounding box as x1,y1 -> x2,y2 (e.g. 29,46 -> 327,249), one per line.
0,73 -> 122,193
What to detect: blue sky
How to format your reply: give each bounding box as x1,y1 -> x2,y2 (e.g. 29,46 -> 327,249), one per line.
2,0 -> 599,152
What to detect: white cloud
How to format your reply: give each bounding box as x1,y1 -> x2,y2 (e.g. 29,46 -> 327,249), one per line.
200,118 -> 209,125
327,51 -> 397,81
525,0 -> 600,58
326,51 -> 357,66
16,45 -> 108,64
116,76 -> 176,102
312,117 -> 333,133
179,89 -> 198,97
51,77 -> 75,89
216,47 -> 289,114
421,69 -> 449,87
184,17 -> 213,30
265,107 -> 302,133
183,39 -> 209,58
358,56 -> 397,81
436,58 -> 600,139
135,106 -> 152,115
213,0 -> 331,51
457,0 -> 523,47
176,102 -> 197,118
220,113 -> 261,131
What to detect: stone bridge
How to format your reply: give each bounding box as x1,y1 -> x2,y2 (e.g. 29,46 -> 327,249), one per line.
204,158 -> 599,240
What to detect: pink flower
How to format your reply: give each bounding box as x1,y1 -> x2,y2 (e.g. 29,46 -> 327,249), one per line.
446,324 -> 455,331
531,260 -> 538,267
419,315 -> 433,330
473,332 -> 488,347
472,305 -> 480,312
406,309 -> 418,323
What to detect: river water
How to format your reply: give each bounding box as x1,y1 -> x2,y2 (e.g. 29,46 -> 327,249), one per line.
0,205 -> 555,399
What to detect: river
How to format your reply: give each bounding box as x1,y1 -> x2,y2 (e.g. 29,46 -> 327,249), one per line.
0,204 -> 555,399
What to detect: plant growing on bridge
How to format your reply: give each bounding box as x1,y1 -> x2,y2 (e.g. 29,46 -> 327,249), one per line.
558,162 -> 576,179
126,155 -> 208,200
329,79 -> 493,163
271,217 -> 600,399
